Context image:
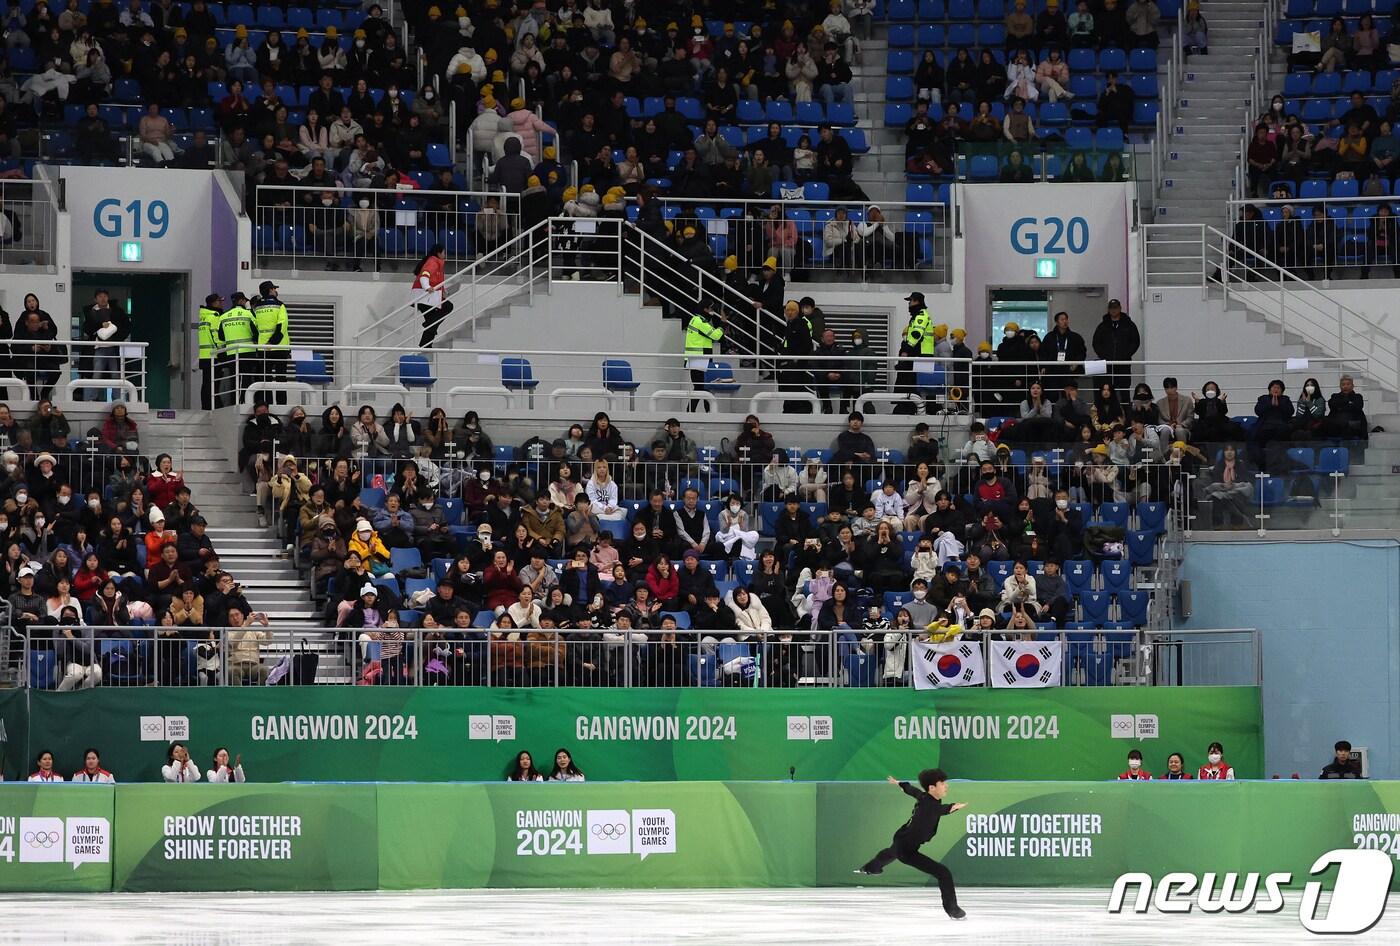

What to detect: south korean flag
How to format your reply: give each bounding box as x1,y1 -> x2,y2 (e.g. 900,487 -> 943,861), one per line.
912,641 -> 987,690
991,641 -> 1064,688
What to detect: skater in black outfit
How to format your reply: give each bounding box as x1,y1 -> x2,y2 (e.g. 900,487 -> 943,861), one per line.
855,768 -> 967,920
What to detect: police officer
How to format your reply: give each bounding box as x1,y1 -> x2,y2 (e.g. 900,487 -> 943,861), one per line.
252,280 -> 291,405
894,291 -> 935,413
215,291 -> 257,408
684,301 -> 725,412
197,293 -> 222,411
780,299 -> 814,413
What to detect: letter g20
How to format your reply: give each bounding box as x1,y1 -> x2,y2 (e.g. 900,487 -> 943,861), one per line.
1010,216 -> 1089,255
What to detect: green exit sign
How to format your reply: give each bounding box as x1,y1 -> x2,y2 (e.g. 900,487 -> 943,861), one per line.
1035,257 -> 1058,279
118,240 -> 142,262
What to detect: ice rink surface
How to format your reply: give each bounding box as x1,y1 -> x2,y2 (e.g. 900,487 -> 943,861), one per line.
1,888 -> 1394,945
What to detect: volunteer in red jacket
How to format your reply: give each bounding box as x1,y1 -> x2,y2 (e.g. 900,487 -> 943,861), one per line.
72,748 -> 115,783
208,747 -> 247,784
1198,741 -> 1235,780
1158,752 -> 1194,780
27,749 -> 63,782
1116,749 -> 1151,780
412,244 -> 454,348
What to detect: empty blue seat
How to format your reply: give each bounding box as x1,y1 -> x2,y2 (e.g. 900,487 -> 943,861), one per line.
1317,447 -> 1350,474
969,154 -> 998,180
888,24 -> 915,48
1126,530 -> 1157,567
1136,501 -> 1168,534
844,652 -> 879,686
885,103 -> 913,127
886,77 -> 914,102
1068,48 -> 1096,73
766,100 -> 794,122
1313,71 -> 1343,96
1079,592 -> 1111,626
399,355 -> 435,388
1101,560 -> 1131,594
705,362 -> 741,395
1098,48 -> 1127,72
359,487 -> 386,508
390,547 -> 423,573
1128,47 -> 1157,71
988,560 -> 1014,585
501,357 -> 539,399
603,359 -> 639,406
1118,590 -> 1150,626
1098,502 -> 1130,528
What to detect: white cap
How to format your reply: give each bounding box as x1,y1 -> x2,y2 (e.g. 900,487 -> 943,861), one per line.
360,583 -> 378,597
355,518 -> 372,533
149,506 -> 166,524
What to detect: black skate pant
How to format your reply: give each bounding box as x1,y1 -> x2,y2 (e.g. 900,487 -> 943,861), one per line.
862,843 -> 959,911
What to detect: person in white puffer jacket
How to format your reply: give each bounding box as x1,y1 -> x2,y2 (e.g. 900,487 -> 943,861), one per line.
726,586 -> 772,633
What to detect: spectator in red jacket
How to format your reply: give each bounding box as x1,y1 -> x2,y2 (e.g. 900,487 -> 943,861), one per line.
483,548 -> 523,613
146,452 -> 186,509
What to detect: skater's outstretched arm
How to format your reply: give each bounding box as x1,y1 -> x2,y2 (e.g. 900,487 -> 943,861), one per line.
888,774 -> 924,799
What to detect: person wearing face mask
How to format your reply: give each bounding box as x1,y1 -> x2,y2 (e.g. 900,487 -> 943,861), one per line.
716,493 -> 759,560
410,487 -> 456,560
1291,377 -> 1328,437
1191,381 -> 1243,444
1198,742 -> 1235,780
1117,749 -> 1152,780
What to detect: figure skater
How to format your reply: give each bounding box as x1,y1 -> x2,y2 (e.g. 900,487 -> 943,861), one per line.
855,768 -> 967,919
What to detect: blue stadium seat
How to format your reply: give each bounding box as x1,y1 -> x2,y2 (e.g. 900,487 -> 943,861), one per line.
888,24 -> 915,48
390,547 -> 423,574
1128,47 -> 1157,72
1126,530 -> 1157,567
1100,560 -> 1131,594
969,154 -> 998,180
1136,501 -> 1168,534
886,77 -> 915,102
1079,592 -> 1111,626
399,355 -> 435,389
1317,447 -> 1350,475
1117,591 -> 1150,626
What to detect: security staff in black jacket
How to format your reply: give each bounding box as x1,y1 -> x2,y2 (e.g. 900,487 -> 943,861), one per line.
856,768 -> 968,919
779,299 -> 814,413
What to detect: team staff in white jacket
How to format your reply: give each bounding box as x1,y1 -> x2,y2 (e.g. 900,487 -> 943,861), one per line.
162,742 -> 202,783
28,749 -> 63,782
72,748 -> 115,783
208,747 -> 247,784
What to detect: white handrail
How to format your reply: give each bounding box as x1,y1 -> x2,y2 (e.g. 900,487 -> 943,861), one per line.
352,217 -> 550,345
1205,224 -> 1400,389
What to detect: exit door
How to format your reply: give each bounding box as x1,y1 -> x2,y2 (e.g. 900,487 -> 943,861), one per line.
71,272 -> 188,409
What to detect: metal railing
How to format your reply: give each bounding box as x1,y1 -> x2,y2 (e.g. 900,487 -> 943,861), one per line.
0,338 -> 150,406
1142,222 -> 1399,393
220,337 -> 1375,423
648,195 -> 951,285
18,625 -> 1260,688
0,177 -> 60,268
335,216 -> 784,386
1232,19 -> 1274,201
252,185 -> 520,271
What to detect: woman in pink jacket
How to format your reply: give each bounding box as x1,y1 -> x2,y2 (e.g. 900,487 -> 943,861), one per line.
1034,49 -> 1073,104
506,98 -> 553,162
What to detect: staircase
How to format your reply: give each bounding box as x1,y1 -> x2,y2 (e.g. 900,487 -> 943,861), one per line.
851,36 -> 907,207
1149,0 -> 1270,276
144,412 -> 351,682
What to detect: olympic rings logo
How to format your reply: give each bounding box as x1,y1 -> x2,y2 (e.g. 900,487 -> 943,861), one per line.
470,720 -> 490,733
23,831 -> 61,847
591,823 -> 627,840
142,721 -> 162,735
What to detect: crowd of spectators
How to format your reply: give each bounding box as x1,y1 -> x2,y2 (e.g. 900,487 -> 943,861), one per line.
0,398 -> 272,689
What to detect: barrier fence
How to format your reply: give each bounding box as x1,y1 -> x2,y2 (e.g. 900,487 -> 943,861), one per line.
18,624 -> 1259,691
12,777 -> 1400,893
0,338 -> 150,407
252,185 -> 522,271
0,684 -> 1265,783
647,196 -> 952,285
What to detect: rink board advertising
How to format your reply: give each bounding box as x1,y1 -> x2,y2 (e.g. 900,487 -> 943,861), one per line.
2,781 -> 1400,893
0,686 -> 1263,783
